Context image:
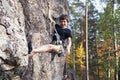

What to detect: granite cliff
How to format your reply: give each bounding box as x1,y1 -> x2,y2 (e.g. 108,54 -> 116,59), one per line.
0,0 -> 69,80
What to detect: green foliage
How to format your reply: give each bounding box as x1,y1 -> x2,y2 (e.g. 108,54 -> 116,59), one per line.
68,1 -> 86,80
97,0 -> 120,79
68,0 -> 120,79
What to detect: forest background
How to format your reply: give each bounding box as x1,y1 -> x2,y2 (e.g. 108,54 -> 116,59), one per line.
67,0 -> 120,80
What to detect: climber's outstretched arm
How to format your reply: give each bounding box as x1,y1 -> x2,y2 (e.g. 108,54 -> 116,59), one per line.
48,2 -> 56,24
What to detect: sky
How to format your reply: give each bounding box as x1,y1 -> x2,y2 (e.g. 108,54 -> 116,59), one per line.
93,0 -> 106,12
80,0 -> 106,12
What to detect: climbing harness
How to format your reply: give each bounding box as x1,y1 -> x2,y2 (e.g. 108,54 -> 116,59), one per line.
50,25 -> 66,57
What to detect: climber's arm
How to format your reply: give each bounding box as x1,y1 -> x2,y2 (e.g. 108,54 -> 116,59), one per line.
66,37 -> 72,55
48,2 -> 56,24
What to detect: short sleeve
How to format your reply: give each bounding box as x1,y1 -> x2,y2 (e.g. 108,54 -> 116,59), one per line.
67,29 -> 72,38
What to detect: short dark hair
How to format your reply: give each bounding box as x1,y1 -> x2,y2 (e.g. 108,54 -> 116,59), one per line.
59,14 -> 69,22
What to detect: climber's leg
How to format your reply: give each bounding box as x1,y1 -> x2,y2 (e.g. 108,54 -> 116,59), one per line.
25,44 -> 61,57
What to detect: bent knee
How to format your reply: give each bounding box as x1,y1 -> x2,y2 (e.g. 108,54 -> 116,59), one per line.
47,44 -> 55,51
47,44 -> 60,52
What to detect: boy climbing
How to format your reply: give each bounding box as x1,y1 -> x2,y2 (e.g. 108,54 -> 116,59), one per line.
25,3 -> 72,57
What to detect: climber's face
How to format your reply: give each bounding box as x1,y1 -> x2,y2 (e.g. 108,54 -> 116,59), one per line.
60,19 -> 68,28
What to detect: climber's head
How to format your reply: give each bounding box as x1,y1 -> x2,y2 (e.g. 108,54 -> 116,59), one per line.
59,14 -> 69,28
59,14 -> 69,22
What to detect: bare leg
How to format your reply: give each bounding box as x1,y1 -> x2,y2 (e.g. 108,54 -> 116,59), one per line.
25,44 -> 61,57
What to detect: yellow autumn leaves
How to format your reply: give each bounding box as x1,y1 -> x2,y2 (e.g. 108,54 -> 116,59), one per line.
66,42 -> 85,69
75,42 -> 85,69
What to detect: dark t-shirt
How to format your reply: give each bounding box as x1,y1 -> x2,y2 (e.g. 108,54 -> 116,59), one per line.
52,24 -> 72,43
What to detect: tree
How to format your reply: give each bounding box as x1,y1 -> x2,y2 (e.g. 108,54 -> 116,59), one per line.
97,0 -> 120,79
75,42 -> 86,80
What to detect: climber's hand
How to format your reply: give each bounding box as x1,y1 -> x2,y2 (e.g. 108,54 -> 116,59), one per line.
47,2 -> 50,9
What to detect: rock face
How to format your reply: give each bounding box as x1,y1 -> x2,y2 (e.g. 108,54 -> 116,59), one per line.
0,0 -> 69,80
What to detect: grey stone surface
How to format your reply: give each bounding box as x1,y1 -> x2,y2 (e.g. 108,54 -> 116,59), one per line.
0,0 -> 69,80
